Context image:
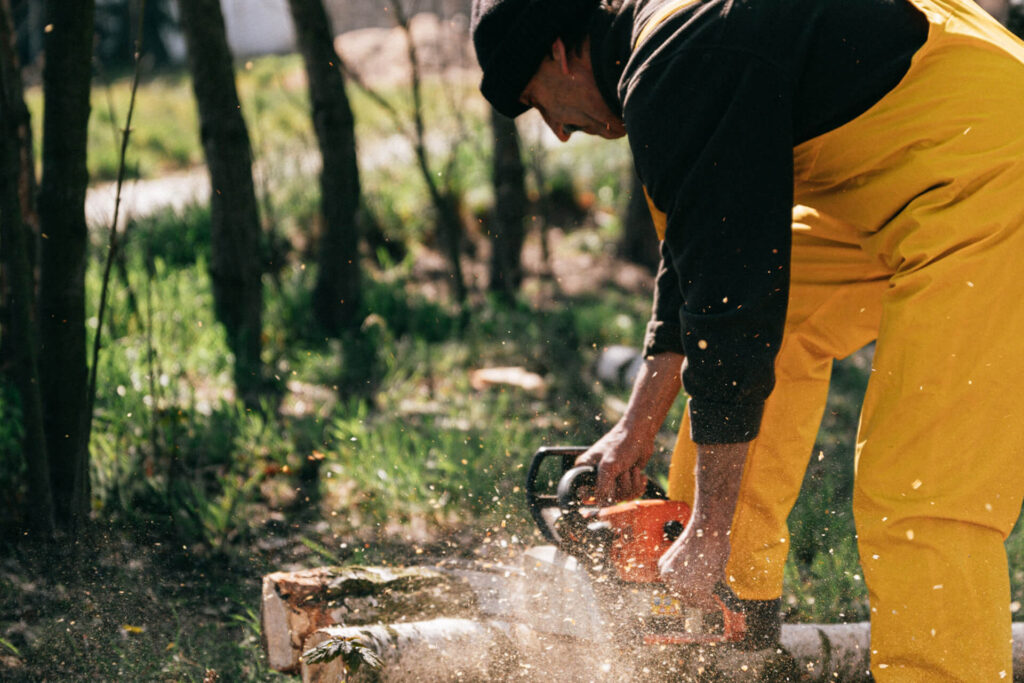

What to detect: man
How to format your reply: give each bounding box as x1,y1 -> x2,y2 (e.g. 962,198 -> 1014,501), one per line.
472,0 -> 1024,679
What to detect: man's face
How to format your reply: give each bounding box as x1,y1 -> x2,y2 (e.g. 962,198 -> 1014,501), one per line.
518,39 -> 626,142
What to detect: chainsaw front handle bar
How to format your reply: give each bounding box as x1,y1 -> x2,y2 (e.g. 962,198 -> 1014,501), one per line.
525,447 -> 587,544
525,447 -> 669,544
558,464 -> 668,510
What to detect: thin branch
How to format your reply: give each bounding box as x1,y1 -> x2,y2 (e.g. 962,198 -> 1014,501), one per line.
85,0 -> 146,443
144,252 -> 160,463
387,0 -> 440,205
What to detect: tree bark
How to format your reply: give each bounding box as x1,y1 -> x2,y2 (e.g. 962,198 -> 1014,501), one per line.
302,619 -> 519,683
0,0 -> 35,366
488,109 -> 527,302
0,0 -> 37,264
618,169 -> 660,273
0,0 -> 54,535
177,0 -> 264,403
36,0 -> 94,531
286,0 -> 362,336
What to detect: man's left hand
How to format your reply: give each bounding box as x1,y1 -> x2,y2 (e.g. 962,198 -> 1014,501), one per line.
658,524 -> 730,611
658,440 -> 749,609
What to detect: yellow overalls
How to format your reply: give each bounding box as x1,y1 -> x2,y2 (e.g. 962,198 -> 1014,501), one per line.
655,0 -> 1024,678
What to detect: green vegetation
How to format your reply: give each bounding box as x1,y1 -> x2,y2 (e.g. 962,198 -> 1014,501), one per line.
4,52 -> 1022,681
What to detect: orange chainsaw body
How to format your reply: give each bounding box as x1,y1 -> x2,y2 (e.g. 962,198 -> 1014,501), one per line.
596,499 -> 692,583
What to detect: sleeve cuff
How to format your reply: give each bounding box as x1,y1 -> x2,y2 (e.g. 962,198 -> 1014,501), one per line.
688,398 -> 764,444
643,319 -> 684,358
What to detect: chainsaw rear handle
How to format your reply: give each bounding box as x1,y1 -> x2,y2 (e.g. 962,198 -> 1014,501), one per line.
642,582 -> 748,646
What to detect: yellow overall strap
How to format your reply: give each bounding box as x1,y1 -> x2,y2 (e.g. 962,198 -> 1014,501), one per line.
642,186 -> 669,240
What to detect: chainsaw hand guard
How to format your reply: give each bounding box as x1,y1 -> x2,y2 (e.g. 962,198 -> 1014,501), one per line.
525,448 -> 669,546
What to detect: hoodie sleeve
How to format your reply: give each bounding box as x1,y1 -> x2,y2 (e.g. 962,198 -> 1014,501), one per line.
624,48 -> 793,444
643,240 -> 687,358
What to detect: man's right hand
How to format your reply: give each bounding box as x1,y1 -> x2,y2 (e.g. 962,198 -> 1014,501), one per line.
574,351 -> 685,504
575,423 -> 653,503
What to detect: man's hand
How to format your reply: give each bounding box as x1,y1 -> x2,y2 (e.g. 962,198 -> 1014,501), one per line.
659,441 -> 749,608
658,524 -> 730,611
575,352 -> 684,503
576,423 -> 653,503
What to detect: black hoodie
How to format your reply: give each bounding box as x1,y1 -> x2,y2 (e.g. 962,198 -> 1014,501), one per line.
588,0 -> 927,443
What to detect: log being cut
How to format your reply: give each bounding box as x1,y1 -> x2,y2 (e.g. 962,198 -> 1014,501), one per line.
262,558 -> 1019,681
263,446 -> 1024,680
260,564 -> 486,673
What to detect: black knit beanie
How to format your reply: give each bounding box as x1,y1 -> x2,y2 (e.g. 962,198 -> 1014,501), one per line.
471,0 -> 602,118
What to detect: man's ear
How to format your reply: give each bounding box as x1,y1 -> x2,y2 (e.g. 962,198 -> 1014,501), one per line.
551,38 -> 571,76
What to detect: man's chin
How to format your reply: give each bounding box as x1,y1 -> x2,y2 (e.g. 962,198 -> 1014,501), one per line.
598,126 -> 627,139
575,124 -> 626,140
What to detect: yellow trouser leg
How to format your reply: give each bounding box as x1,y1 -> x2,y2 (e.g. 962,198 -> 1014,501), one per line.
796,6 -> 1024,674
853,254 -> 1024,679
672,1 -> 1024,670
851,165 -> 1024,681
668,208 -> 888,600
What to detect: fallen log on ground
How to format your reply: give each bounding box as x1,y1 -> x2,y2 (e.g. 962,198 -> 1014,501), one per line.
260,564 -> 492,672
263,565 -> 1024,681
300,618 -> 518,682
297,619 -> 861,682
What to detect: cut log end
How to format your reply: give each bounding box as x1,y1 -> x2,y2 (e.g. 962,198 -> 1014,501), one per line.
260,565 -> 483,672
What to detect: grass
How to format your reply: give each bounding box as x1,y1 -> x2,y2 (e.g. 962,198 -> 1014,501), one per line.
24,53 -> 492,185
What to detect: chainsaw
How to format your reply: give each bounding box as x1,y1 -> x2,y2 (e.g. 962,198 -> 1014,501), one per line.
522,446 -> 748,649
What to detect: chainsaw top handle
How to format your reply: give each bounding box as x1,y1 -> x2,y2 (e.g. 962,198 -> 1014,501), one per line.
558,464 -> 668,510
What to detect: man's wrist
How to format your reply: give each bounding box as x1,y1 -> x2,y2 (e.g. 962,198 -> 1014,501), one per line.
617,412 -> 662,442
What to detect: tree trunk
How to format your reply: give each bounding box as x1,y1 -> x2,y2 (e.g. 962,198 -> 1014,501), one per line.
618,170 -> 660,273
36,0 -> 94,531
0,0 -> 36,367
287,0 -> 362,336
177,0 -> 264,403
0,0 -> 37,264
488,109 -> 527,302
0,0 -> 54,535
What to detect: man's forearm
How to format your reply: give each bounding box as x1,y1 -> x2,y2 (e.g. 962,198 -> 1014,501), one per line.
658,440 -> 750,608
691,441 -> 750,540
579,351 -> 684,501
620,351 -> 684,440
